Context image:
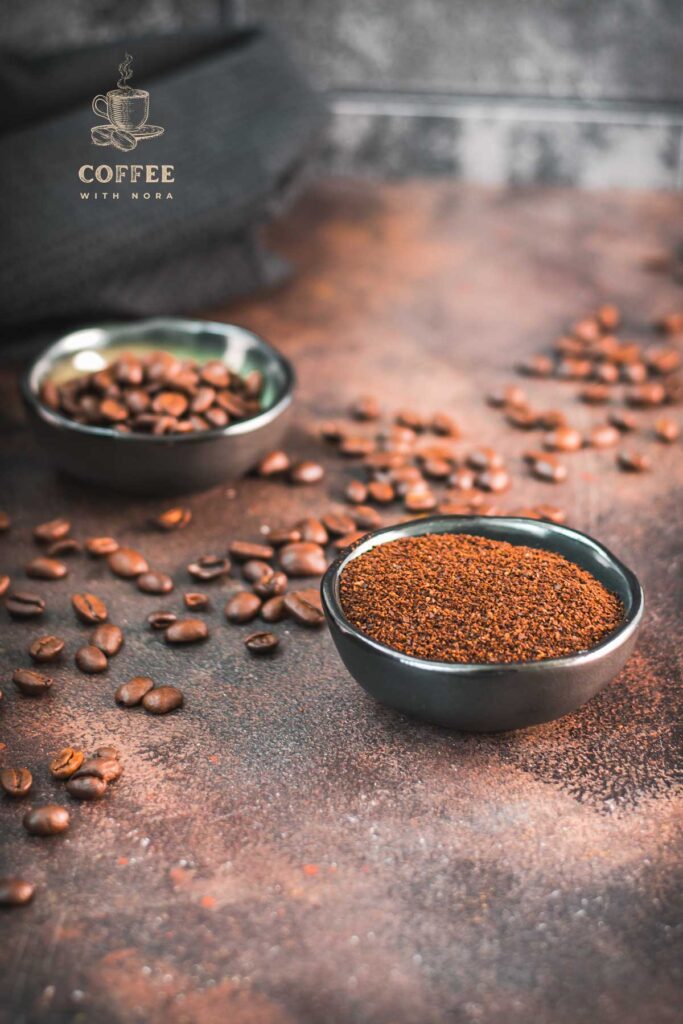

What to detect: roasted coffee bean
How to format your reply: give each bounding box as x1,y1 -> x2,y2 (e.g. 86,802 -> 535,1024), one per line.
73,757 -> 122,783
289,460 -> 325,484
487,384 -> 527,408
534,504 -> 567,525
618,451 -> 651,472
199,360 -> 230,388
580,383 -> 610,404
66,775 -> 108,801
283,592 -> 325,627
95,745 -> 120,760
13,668 -> 53,696
116,675 -> 154,706
404,490 -> 437,512
257,450 -> 291,478
245,631 -> 279,654
267,527 -> 302,547
589,424 -> 620,449
86,536 -> 119,556
34,518 -> 71,544
242,559 -> 273,583
0,510 -> 10,532
350,394 -> 381,421
467,448 -> 504,472
319,420 -> 347,441
280,542 -> 327,577
187,555 -> 231,580
352,505 -> 382,530
184,592 -> 209,610
23,804 -> 69,836
422,458 -> 452,480
0,878 -> 35,907
29,635 -> 64,663
396,409 -> 427,431
621,362 -> 648,384
151,391 -> 189,418
50,748 -> 84,779
531,454 -> 568,483
0,574 -> 10,597
339,436 -> 375,457
153,506 -> 192,531
142,686 -> 184,714
75,645 -> 108,674
431,411 -> 460,436
137,571 -> 174,595
449,467 -> 476,491
147,610 -> 177,630
322,512 -> 357,536
6,591 -> 45,618
225,591 -> 262,623
108,547 -> 149,578
25,556 -> 68,580
261,596 -> 288,623
544,427 -> 582,453
297,518 -> 329,545
90,624 -> 123,656
597,304 -> 620,330
654,417 -> 680,442
626,382 -> 666,407
609,410 -> 638,432
345,480 -> 368,504
100,397 -> 128,422
518,354 -> 553,378
228,540 -> 275,562
367,480 -> 396,503
0,767 -> 33,797
72,592 -> 107,624
505,405 -> 539,430
537,409 -> 568,430
254,571 -> 288,600
165,618 -> 208,644
658,311 -> 683,334
594,362 -> 619,384
46,538 -> 81,557
477,468 -> 511,493
647,345 -> 681,375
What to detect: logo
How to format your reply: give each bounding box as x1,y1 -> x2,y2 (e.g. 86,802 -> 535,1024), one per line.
90,53 -> 164,152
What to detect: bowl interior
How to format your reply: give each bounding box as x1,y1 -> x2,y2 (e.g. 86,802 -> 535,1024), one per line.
27,318 -> 293,433
325,515 -> 642,667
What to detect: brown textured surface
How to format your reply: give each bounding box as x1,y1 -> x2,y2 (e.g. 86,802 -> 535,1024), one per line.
0,180 -> 682,1024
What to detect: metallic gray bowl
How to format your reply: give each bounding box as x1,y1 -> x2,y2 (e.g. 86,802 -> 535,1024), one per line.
22,318 -> 295,495
321,515 -> 644,732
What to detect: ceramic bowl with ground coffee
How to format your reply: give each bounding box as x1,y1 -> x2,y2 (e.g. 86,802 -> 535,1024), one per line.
322,515 -> 644,731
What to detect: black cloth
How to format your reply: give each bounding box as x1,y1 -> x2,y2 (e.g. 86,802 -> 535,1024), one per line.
0,26 -> 326,338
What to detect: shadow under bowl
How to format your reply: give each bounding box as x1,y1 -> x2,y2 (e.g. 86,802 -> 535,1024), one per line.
321,515 -> 644,733
22,318 -> 295,495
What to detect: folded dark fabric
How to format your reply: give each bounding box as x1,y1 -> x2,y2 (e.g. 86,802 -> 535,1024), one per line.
0,26 -> 326,338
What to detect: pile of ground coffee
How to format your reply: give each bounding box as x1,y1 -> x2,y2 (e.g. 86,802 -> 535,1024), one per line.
339,533 -> 623,663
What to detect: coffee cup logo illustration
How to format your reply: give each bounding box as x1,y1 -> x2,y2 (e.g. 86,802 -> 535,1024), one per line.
91,54 -> 164,151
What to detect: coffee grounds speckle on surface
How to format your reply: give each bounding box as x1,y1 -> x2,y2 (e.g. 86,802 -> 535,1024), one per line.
339,533 -> 624,663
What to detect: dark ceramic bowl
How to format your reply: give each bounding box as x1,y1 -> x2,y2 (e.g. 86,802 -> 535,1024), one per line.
321,515 -> 644,732
22,318 -> 295,495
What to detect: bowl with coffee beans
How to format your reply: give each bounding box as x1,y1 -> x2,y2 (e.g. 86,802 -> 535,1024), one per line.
322,514 -> 644,732
23,318 -> 295,493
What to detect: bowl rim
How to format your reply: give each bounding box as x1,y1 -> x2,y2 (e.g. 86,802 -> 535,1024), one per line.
321,514 -> 644,675
22,317 -> 296,444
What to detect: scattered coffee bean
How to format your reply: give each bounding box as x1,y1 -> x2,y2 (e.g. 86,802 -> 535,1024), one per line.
654,417 -> 679,442
116,676 -> 155,706
609,410 -> 638,432
477,469 -> 511,493
72,592 -> 108,624
280,542 -> 327,577
95,745 -> 120,760
261,596 -> 288,622
589,424 -> 620,449
0,575 -> 10,597
289,460 -> 325,484
352,506 -> 382,530
518,354 -> 553,378
297,517 -> 329,545
505,405 -> 538,430
187,555 -> 231,581
345,480 -> 368,504
165,618 -> 208,644
530,454 -> 568,483
268,527 -> 302,546
25,556 -> 68,580
0,767 -> 33,797
245,631 -> 279,654
34,518 -> 71,544
90,624 -> 123,656
257,450 -> 291,476
86,536 -> 119,556
467,448 -> 504,471
225,591 -> 262,623
29,635 -> 64,663
50,748 -> 85,779
66,775 -> 108,801
351,395 -> 381,421
544,427 -> 582,453
340,436 -> 375,458
137,570 -> 174,594
253,570 -> 288,599
184,592 -> 209,610
75,645 -> 108,674
0,878 -> 35,907
108,547 -> 149,578
142,686 -> 184,714
626,382 -> 666,407
147,610 -> 177,630
322,512 -> 357,536
367,480 -> 395,503
404,490 -> 437,512
618,451 -> 651,472
229,540 -> 275,562
6,591 -> 45,619
283,592 -> 325,627
23,804 -> 69,836
333,531 -> 367,550
242,560 -> 272,583
13,668 -> 53,696
153,506 -> 192,530
73,757 -> 122,783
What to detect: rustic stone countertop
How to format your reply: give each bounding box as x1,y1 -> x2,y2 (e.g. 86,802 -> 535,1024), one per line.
0,181 -> 681,1024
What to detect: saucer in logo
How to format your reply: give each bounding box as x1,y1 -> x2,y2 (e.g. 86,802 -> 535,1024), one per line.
90,53 -> 164,151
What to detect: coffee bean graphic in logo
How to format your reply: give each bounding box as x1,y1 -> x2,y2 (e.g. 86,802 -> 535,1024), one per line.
90,54 -> 164,151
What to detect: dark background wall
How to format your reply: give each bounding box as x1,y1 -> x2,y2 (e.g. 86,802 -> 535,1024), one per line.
2,0 -> 682,187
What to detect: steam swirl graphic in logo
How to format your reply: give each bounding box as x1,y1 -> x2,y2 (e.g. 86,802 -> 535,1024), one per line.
91,54 -> 164,151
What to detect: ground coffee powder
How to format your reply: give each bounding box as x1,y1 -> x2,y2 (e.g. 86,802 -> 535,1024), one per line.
339,533 -> 624,663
